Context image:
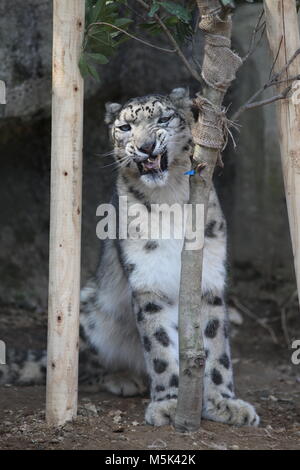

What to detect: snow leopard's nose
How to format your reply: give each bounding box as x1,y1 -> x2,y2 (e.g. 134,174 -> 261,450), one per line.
138,141 -> 156,156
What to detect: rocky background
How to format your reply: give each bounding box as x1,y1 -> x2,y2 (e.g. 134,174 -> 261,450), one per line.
0,1 -> 296,311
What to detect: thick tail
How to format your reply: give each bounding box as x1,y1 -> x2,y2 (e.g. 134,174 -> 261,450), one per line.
0,337 -> 104,387
0,282 -> 106,386
0,348 -> 47,386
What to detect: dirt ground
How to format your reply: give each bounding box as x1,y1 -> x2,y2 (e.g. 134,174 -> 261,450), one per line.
0,269 -> 300,450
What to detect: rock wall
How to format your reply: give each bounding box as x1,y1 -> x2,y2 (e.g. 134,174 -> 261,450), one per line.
0,2 -> 295,310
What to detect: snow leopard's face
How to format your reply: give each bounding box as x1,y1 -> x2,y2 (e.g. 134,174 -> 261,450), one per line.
105,88 -> 193,187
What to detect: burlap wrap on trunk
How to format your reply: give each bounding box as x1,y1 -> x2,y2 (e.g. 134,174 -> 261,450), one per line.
201,33 -> 242,92
192,11 -> 242,154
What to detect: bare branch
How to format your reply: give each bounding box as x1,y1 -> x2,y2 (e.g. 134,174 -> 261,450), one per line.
232,82 -> 297,119
232,297 -> 278,345
273,47 -> 300,80
240,87 -> 291,111
86,21 -> 176,54
268,36 -> 283,79
231,47 -> 300,121
242,9 -> 266,63
280,307 -> 290,347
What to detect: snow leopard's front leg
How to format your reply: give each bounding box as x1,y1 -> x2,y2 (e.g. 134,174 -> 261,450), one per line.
201,191 -> 259,427
132,290 -> 179,426
201,292 -> 260,426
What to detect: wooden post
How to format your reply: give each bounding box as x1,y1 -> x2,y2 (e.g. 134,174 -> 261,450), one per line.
264,0 -> 300,308
46,0 -> 85,426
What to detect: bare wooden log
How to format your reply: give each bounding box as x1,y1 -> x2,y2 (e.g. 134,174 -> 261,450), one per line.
264,0 -> 300,309
46,0 -> 85,426
175,0 -> 242,432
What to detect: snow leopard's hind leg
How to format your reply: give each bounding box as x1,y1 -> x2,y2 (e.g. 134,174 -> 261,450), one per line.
79,281 -> 148,397
79,321 -> 147,397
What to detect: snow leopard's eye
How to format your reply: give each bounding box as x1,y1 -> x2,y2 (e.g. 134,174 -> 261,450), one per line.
158,115 -> 173,124
118,124 -> 131,132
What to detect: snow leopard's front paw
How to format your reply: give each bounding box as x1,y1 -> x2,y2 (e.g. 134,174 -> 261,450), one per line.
203,392 -> 259,427
145,399 -> 177,426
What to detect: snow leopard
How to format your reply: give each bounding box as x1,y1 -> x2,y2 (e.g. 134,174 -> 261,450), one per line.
0,88 -> 259,427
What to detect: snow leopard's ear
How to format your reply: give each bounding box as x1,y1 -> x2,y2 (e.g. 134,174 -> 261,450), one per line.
105,102 -> 122,125
168,87 -> 191,111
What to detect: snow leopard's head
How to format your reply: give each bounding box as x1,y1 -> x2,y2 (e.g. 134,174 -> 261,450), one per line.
105,88 -> 194,187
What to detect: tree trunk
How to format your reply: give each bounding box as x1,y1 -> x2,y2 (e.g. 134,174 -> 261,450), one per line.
175,0 -> 242,432
46,0 -> 85,427
264,0 -> 300,309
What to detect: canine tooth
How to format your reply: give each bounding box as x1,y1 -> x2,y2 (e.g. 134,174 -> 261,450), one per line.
157,153 -> 161,169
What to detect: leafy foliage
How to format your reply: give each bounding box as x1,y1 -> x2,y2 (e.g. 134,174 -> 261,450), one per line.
79,0 -> 133,80
79,0 -> 197,80
79,0 -> 271,81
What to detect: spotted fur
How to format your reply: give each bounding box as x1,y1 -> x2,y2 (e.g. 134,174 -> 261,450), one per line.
0,89 -> 259,427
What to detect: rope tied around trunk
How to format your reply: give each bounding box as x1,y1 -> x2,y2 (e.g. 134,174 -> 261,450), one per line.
191,95 -> 239,167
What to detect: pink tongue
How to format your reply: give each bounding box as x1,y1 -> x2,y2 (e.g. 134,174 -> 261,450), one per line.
143,160 -> 159,170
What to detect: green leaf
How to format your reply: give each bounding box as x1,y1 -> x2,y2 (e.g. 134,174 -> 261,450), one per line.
110,31 -> 123,38
113,36 -> 130,47
158,1 -> 191,23
90,0 -> 106,23
91,44 -> 115,56
105,2 -> 120,16
89,31 -> 111,46
149,2 -> 160,17
114,18 -> 133,27
174,21 -> 193,44
86,52 -> 109,64
165,15 -> 179,26
87,63 -> 100,81
78,54 -> 90,78
139,21 -> 162,35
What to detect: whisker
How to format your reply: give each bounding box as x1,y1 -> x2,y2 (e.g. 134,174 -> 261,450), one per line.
94,150 -> 116,158
98,156 -> 130,169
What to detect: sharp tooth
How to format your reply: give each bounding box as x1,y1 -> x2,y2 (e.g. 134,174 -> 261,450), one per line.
157,154 -> 161,170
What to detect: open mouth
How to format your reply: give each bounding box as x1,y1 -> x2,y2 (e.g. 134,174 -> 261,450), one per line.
137,150 -> 168,176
